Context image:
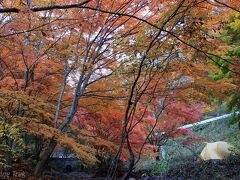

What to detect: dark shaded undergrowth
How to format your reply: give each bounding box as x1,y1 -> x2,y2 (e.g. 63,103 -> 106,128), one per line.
139,155 -> 240,180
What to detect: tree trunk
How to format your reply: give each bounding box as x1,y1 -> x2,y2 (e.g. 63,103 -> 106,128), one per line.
122,162 -> 134,180
5,139 -> 13,173
122,135 -> 135,180
33,138 -> 57,178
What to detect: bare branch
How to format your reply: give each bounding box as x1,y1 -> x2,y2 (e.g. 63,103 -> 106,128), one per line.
0,0 -> 92,13
214,0 -> 240,13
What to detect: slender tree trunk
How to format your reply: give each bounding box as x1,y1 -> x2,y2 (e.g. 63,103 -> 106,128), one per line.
122,156 -> 135,180
33,138 -> 57,178
53,75 -> 67,128
122,135 -> 135,180
34,136 -> 44,161
5,139 -> 13,173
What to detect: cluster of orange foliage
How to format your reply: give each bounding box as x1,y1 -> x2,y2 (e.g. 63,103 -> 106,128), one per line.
0,0 -> 239,177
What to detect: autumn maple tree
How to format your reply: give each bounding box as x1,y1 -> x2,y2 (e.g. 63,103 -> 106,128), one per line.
211,13 -> 240,128
0,0 -> 239,179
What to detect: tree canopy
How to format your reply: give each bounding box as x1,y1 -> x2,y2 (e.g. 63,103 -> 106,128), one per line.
0,0 -> 239,178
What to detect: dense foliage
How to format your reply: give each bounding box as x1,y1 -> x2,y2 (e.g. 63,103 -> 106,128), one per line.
211,14 -> 240,127
0,0 -> 239,178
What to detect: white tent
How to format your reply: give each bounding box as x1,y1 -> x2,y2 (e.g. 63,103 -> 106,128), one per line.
200,141 -> 234,160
